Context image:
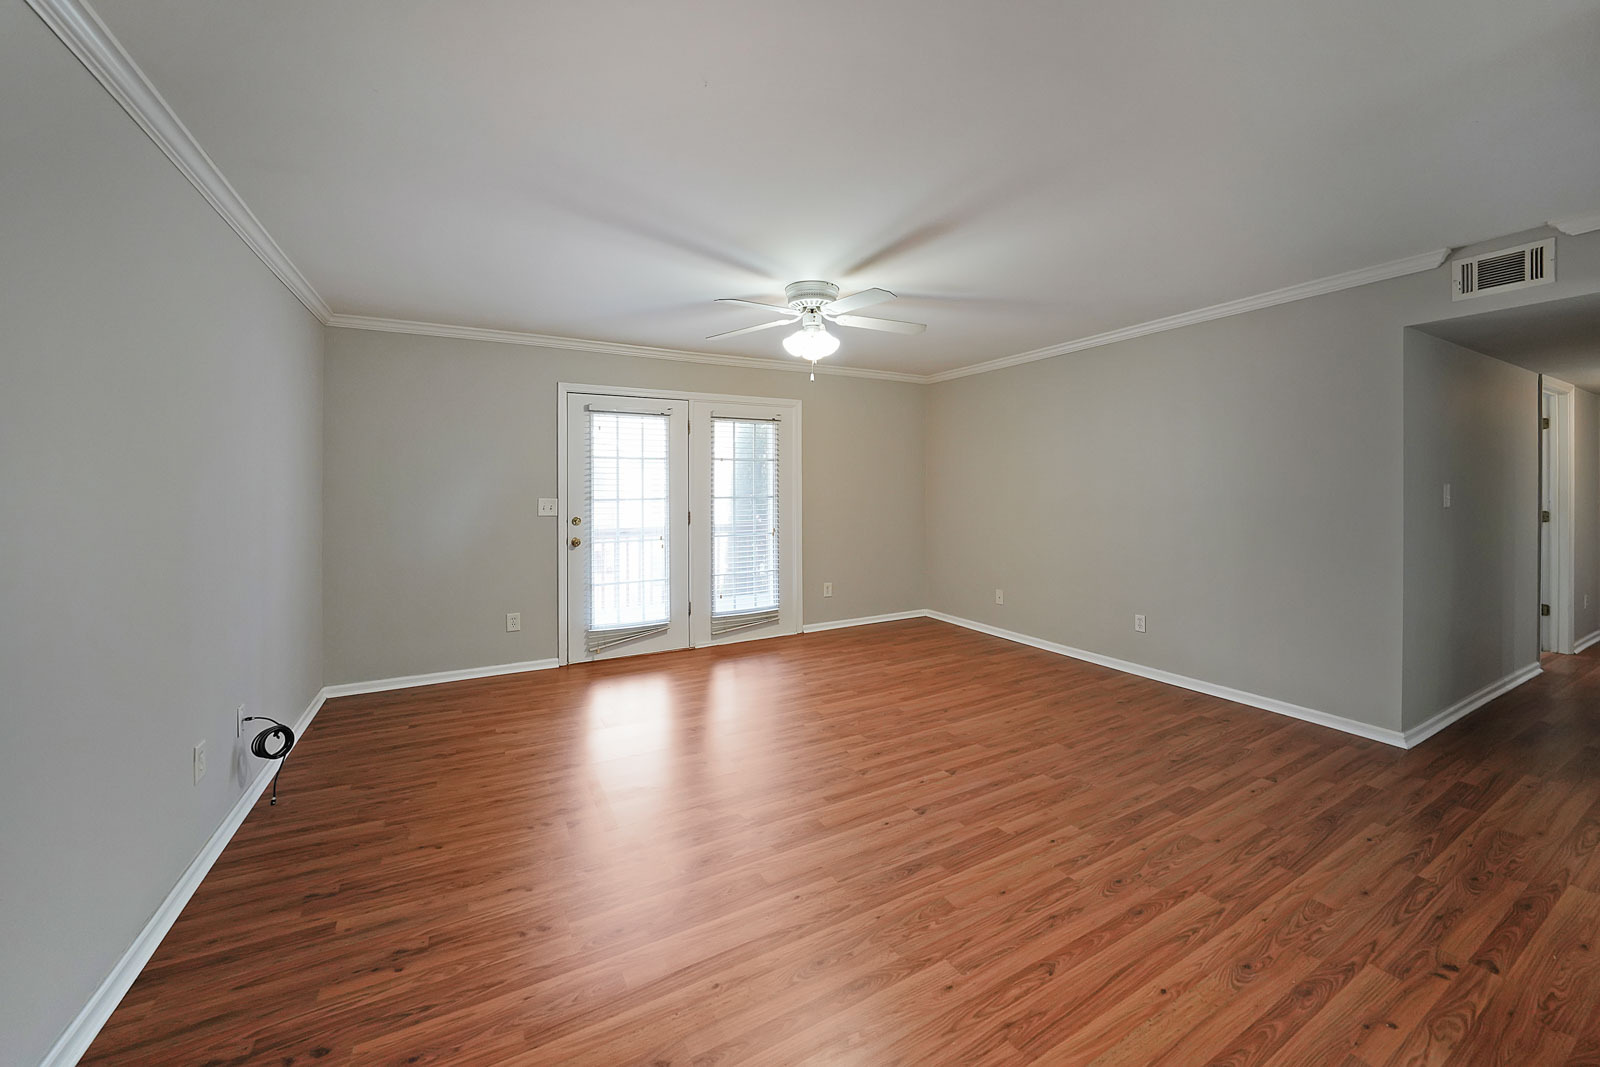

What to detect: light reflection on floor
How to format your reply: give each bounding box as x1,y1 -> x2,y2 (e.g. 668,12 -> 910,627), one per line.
583,673 -> 675,783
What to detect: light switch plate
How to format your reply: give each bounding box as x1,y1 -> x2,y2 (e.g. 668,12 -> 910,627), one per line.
822,582 -> 833,598
537,498 -> 558,516
1443,483 -> 1451,508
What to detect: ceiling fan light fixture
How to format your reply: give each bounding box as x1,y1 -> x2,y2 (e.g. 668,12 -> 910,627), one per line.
782,323 -> 839,361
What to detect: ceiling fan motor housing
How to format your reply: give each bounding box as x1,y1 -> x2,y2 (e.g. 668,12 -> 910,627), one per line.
785,280 -> 840,311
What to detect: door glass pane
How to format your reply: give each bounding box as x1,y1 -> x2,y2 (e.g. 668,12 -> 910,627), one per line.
588,411 -> 671,629
710,418 -> 779,618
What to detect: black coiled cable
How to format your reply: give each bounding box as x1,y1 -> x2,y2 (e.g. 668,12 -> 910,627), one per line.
243,716 -> 295,805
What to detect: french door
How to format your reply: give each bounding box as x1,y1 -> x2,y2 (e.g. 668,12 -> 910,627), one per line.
565,394 -> 690,661
564,390 -> 799,663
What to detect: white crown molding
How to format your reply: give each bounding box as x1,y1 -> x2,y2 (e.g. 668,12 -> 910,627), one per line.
924,248 -> 1452,383
26,0 -> 332,322
327,236 -> 1440,385
324,314 -> 929,383
27,0 -> 1470,387
1550,211 -> 1600,237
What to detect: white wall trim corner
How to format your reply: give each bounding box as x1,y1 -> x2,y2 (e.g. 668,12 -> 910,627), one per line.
321,658 -> 561,699
801,610 -> 931,633
1550,212 -> 1600,237
325,315 -> 926,384
1401,663 -> 1543,749
922,249 -> 1451,383
1574,630 -> 1600,654
23,0 -> 331,322
923,611 -> 1410,747
39,688 -> 329,1067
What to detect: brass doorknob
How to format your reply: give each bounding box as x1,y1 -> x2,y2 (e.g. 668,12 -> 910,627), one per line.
571,516 -> 582,526
570,536 -> 582,548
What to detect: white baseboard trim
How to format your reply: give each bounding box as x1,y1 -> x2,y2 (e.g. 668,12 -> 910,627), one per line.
40,688 -> 328,1067
924,611 -> 1409,748
1401,663 -> 1543,749
801,610 -> 931,633
1575,630 -> 1600,655
322,658 -> 560,699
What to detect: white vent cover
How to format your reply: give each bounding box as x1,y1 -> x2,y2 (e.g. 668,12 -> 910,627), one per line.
1451,238 -> 1555,300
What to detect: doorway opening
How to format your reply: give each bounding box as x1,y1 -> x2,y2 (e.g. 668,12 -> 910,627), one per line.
1540,376 -> 1576,654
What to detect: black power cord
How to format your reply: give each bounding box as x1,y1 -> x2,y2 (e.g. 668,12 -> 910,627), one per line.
242,716 -> 296,805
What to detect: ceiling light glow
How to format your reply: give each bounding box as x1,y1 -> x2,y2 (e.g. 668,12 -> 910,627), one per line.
783,325 -> 839,361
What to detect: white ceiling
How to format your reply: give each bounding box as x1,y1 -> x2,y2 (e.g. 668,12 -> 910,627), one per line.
1419,293 -> 1600,392
92,0 -> 1600,376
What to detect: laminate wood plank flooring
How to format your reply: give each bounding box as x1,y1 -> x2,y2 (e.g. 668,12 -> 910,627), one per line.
83,619 -> 1600,1065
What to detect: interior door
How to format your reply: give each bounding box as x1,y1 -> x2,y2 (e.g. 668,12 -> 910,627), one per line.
566,393 -> 690,662
689,401 -> 800,646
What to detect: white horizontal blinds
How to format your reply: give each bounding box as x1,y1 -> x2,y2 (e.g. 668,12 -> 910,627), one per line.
586,408 -> 672,653
710,416 -> 780,634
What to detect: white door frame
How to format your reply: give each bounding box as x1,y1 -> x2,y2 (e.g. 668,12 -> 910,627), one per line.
1541,376 -> 1576,654
555,382 -> 803,666
563,393 -> 691,663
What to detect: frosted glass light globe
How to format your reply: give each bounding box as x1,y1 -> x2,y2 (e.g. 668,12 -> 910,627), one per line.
783,326 -> 840,360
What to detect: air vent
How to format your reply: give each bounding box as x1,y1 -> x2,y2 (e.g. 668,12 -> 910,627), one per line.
1451,238 -> 1555,300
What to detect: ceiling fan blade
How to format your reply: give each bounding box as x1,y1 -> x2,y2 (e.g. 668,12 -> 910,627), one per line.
715,297 -> 801,317
822,287 -> 896,316
831,314 -> 927,335
706,318 -> 793,340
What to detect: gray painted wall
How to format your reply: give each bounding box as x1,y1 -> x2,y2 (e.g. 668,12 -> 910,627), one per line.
7,0 -> 1600,1049
925,281 -> 1411,730
1400,332 -> 1539,731
0,4 -> 324,1062
322,329 -> 925,684
925,227 -> 1600,733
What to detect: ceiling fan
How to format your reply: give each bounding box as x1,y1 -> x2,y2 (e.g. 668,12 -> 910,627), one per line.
708,281 -> 926,366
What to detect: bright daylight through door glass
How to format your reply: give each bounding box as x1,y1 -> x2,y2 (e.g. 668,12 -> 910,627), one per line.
711,418 -> 780,619
587,412 -> 671,629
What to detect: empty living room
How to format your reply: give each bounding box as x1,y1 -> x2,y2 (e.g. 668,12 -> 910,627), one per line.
8,1 -> 1600,1063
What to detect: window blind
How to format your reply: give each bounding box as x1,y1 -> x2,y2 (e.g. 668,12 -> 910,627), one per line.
585,409 -> 671,653
709,417 -> 780,633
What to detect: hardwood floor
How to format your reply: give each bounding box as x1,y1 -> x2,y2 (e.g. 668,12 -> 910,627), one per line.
84,619 -> 1600,1065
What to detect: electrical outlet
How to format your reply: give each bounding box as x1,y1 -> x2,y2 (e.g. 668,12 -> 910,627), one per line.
236,704 -> 246,738
193,740 -> 207,785
994,589 -> 1004,605
537,498 -> 558,516
1443,483 -> 1452,508
822,582 -> 833,598
1134,614 -> 1146,633
506,612 -> 521,632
